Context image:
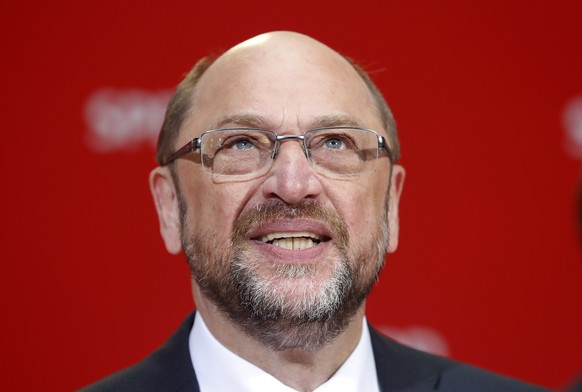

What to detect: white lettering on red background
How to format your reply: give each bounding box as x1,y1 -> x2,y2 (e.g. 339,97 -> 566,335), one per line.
84,89 -> 172,152
563,95 -> 582,159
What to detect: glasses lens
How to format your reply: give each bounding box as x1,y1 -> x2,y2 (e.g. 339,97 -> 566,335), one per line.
305,128 -> 379,175
201,129 -> 275,176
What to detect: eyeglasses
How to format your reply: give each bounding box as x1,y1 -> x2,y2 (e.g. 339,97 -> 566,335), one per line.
161,126 -> 393,181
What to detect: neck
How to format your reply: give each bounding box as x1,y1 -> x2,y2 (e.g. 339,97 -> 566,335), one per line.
192,282 -> 366,392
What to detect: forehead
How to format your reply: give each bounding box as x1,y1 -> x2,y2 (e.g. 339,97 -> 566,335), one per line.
180,33 -> 382,141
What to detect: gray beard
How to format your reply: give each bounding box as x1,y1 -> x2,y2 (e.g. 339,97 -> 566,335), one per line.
180,199 -> 390,351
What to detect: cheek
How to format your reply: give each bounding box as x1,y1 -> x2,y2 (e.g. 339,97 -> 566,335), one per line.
328,176 -> 389,242
182,175 -> 259,238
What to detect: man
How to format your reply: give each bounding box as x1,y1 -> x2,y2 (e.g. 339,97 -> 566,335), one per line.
83,32 -> 548,391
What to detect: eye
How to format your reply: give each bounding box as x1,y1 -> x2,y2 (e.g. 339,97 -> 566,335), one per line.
317,133 -> 358,151
232,138 -> 254,150
222,136 -> 258,150
323,137 -> 346,150
213,131 -> 274,156
307,131 -> 359,151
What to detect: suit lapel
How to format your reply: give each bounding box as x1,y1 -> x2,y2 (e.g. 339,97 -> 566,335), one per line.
150,312 -> 200,392
369,324 -> 442,392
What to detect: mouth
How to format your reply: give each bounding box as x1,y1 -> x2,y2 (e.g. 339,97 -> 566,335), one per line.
259,232 -> 324,250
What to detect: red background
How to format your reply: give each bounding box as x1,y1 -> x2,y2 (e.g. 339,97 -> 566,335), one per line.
1,1 -> 581,390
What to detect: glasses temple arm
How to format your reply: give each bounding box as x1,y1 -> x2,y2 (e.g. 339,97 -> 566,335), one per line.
160,138 -> 200,166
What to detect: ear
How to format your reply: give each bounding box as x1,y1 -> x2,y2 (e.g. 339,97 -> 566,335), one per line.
149,166 -> 182,255
387,164 -> 405,253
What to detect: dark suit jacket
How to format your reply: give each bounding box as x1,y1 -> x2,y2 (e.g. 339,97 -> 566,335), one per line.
81,313 -> 549,391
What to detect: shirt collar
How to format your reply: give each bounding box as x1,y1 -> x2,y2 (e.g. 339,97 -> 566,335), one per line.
189,312 -> 380,392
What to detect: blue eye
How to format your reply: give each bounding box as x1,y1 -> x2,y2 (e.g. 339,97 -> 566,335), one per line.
324,138 -> 345,150
233,139 -> 254,149
220,136 -> 257,150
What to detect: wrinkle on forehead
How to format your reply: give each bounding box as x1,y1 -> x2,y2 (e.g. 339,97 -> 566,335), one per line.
212,113 -> 366,133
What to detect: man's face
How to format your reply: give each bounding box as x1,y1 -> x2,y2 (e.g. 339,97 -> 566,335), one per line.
153,33 -> 404,350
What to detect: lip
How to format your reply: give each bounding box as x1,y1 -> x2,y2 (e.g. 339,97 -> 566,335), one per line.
249,219 -> 332,241
251,239 -> 333,264
248,219 -> 333,264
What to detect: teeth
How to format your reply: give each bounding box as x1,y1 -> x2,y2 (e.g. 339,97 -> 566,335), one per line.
272,237 -> 315,250
260,232 -> 321,250
261,232 -> 320,242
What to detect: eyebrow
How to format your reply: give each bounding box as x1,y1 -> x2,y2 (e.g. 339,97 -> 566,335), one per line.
211,113 -> 364,131
212,114 -> 273,130
309,114 -> 363,129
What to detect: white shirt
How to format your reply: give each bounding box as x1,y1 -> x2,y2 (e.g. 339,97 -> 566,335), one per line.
189,312 -> 381,392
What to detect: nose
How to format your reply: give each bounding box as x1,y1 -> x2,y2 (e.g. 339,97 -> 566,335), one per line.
261,139 -> 323,205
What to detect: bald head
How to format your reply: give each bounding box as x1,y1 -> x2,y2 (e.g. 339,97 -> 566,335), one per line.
157,31 -> 399,165
222,31 -> 336,64
211,31 -> 353,80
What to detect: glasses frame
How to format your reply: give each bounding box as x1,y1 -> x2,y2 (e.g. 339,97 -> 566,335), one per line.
160,126 -> 394,175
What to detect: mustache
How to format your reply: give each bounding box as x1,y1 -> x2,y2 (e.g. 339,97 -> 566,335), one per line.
232,199 -> 349,245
